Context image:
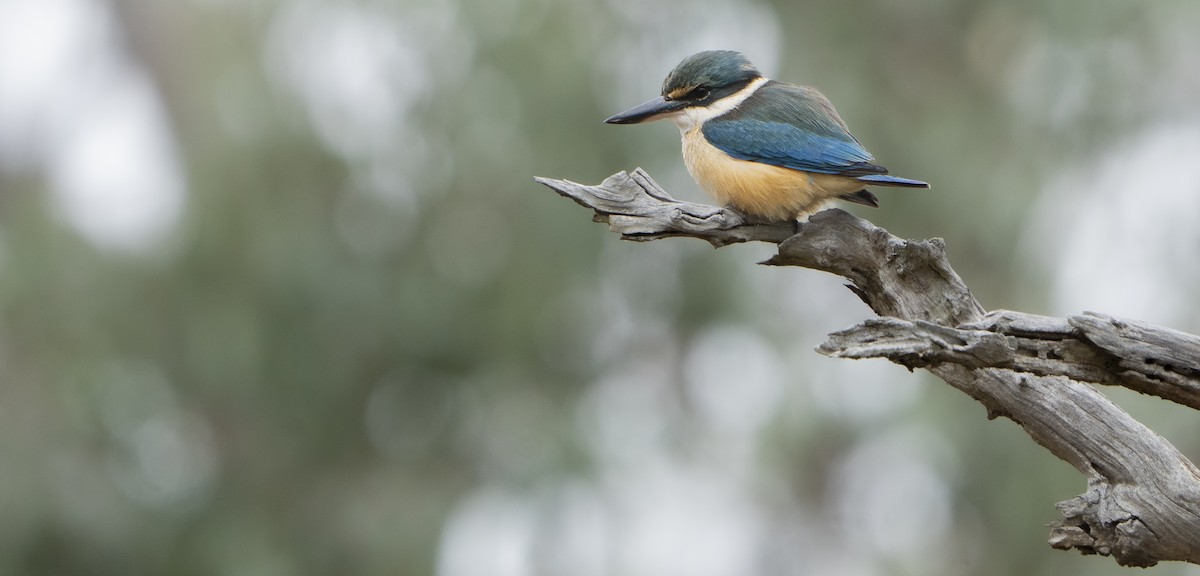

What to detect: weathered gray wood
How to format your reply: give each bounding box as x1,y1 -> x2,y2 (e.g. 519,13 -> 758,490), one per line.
765,210 -> 986,325
1070,312 -> 1200,409
818,316 -> 1200,565
822,310 -> 1200,410
535,169 -> 796,246
537,170 -> 1200,566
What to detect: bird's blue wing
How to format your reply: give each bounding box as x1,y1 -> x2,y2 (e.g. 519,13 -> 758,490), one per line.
703,119 -> 882,175
701,81 -> 887,176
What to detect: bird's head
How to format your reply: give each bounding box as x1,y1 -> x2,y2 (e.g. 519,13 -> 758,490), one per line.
605,50 -> 764,126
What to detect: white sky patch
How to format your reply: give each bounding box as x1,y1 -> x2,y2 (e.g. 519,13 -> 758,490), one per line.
1027,124 -> 1200,328
50,71 -> 185,252
683,325 -> 785,455
807,355 -> 923,423
535,482 -> 612,576
0,0 -> 90,167
0,0 -> 186,253
604,461 -> 762,576
576,355 -> 681,471
755,270 -> 925,423
264,0 -> 427,161
572,331 -> 775,575
436,488 -> 536,576
831,426 -> 955,563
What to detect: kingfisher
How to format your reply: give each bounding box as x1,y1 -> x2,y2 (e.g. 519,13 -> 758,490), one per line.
605,50 -> 928,221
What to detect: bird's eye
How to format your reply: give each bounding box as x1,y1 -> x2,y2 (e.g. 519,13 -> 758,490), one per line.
690,87 -> 711,100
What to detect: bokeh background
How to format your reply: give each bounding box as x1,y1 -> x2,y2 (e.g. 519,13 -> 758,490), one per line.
1,0 -> 1199,574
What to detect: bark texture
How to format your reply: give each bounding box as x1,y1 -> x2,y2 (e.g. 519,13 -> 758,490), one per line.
537,168 -> 1200,567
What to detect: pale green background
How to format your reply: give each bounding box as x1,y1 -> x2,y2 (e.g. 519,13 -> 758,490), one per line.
1,0 -> 1198,574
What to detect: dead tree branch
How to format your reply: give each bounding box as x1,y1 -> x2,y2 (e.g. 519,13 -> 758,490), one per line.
537,168 -> 1200,567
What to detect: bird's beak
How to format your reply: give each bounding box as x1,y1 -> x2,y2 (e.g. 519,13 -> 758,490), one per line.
604,96 -> 686,124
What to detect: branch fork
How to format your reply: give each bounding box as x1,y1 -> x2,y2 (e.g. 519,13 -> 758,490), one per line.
538,169 -> 1200,567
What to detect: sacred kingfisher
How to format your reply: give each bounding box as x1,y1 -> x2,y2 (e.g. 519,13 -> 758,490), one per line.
606,50 -> 928,221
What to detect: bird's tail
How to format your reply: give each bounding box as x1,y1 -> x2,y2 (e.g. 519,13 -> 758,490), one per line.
856,174 -> 930,188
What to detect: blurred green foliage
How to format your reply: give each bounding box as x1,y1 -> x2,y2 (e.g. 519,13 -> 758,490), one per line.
1,0 -> 1199,575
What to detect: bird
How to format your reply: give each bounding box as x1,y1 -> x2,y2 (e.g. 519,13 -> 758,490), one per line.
605,50 -> 928,221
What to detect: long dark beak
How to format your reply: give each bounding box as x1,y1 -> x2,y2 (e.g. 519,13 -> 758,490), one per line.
604,96 -> 686,124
